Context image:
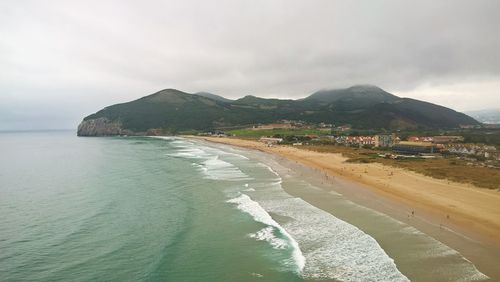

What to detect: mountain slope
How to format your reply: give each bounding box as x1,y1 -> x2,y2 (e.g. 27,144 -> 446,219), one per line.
77,85 -> 479,136
194,92 -> 233,103
304,85 -> 399,106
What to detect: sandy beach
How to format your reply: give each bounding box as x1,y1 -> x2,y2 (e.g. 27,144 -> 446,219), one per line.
191,137 -> 500,278
192,137 -> 500,245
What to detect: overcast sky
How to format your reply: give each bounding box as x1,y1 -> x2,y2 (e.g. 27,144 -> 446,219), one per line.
1,0 -> 499,130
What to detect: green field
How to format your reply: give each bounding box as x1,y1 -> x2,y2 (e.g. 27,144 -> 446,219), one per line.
228,128 -> 332,138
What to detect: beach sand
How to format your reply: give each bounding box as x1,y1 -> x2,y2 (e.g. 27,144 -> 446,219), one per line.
190,136 -> 500,279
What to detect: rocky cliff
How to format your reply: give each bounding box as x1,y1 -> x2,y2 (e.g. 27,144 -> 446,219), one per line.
77,117 -> 123,136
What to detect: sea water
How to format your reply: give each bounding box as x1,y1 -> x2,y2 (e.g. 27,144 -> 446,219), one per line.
0,131 -> 489,281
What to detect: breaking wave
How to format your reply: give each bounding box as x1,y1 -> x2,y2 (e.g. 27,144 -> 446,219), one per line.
227,194 -> 305,273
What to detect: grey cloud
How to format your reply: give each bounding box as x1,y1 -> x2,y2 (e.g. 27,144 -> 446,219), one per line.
1,0 -> 499,129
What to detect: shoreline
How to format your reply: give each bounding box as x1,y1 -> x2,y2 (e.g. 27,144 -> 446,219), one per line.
188,135 -> 500,278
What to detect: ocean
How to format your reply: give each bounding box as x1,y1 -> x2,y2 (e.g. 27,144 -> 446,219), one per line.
0,131 -> 490,281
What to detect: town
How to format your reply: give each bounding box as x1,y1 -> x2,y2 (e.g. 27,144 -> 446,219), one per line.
199,120 -> 500,169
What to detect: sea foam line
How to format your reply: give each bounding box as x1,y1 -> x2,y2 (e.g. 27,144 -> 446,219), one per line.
227,194 -> 305,272
200,156 -> 253,181
260,197 -> 410,281
158,138 -> 253,181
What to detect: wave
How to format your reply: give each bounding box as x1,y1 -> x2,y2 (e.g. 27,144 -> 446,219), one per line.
227,194 -> 305,273
161,138 -> 253,182
217,151 -> 250,160
256,163 -> 283,185
167,147 -> 210,159
200,156 -> 253,181
259,196 -> 409,281
150,136 -> 176,140
160,137 -> 487,280
258,163 -> 280,177
249,226 -> 288,249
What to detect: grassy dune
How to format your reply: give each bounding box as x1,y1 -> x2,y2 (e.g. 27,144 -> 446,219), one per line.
304,144 -> 500,190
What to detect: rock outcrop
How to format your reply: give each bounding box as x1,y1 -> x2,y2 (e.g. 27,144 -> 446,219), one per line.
77,117 -> 122,136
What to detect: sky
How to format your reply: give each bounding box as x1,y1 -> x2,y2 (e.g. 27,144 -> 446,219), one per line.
1,0 -> 499,130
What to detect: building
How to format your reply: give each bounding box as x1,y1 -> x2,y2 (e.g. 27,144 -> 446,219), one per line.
319,122 -> 334,128
252,123 -> 294,130
432,136 -> 464,144
305,134 -> 319,140
393,141 -> 437,154
408,136 -> 434,143
374,134 -> 396,147
259,137 -> 283,144
335,125 -> 352,132
345,136 -> 375,146
446,144 -> 497,157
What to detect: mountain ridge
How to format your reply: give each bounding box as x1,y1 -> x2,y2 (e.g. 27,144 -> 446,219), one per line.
78,85 -> 479,136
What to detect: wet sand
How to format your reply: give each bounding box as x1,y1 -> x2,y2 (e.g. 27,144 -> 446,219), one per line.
190,136 -> 500,279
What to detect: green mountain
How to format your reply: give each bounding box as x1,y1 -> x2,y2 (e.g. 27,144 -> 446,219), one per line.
77,85 -> 479,136
304,85 -> 398,105
194,92 -> 233,103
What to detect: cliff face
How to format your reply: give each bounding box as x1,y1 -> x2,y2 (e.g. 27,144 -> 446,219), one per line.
77,117 -> 122,136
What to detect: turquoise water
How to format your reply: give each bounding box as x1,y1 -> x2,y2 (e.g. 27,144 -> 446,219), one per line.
0,132 -> 300,281
0,131 -> 490,281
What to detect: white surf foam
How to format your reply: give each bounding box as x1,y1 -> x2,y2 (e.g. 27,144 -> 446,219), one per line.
250,272 -> 263,278
161,137 -> 488,281
167,147 -> 210,159
258,197 -> 410,281
260,163 -> 280,177
150,136 -> 176,140
219,151 -> 250,160
159,138 -> 254,181
201,156 -> 252,181
227,194 -> 305,272
171,140 -> 193,145
249,226 -> 288,249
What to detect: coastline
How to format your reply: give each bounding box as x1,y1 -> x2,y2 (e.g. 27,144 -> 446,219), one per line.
188,135 -> 500,279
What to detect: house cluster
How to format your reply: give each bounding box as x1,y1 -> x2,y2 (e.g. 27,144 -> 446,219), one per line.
198,131 -> 228,137
333,134 -> 497,158
252,120 -> 307,130
250,120 -> 352,132
408,136 -> 464,143
398,136 -> 499,160
259,137 -> 283,146
391,135 -> 467,155
445,144 -> 498,159
407,136 -> 434,142
338,135 -> 376,146
334,134 -> 398,147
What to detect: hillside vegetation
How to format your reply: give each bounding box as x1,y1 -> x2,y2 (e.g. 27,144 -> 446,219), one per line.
78,85 -> 478,136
